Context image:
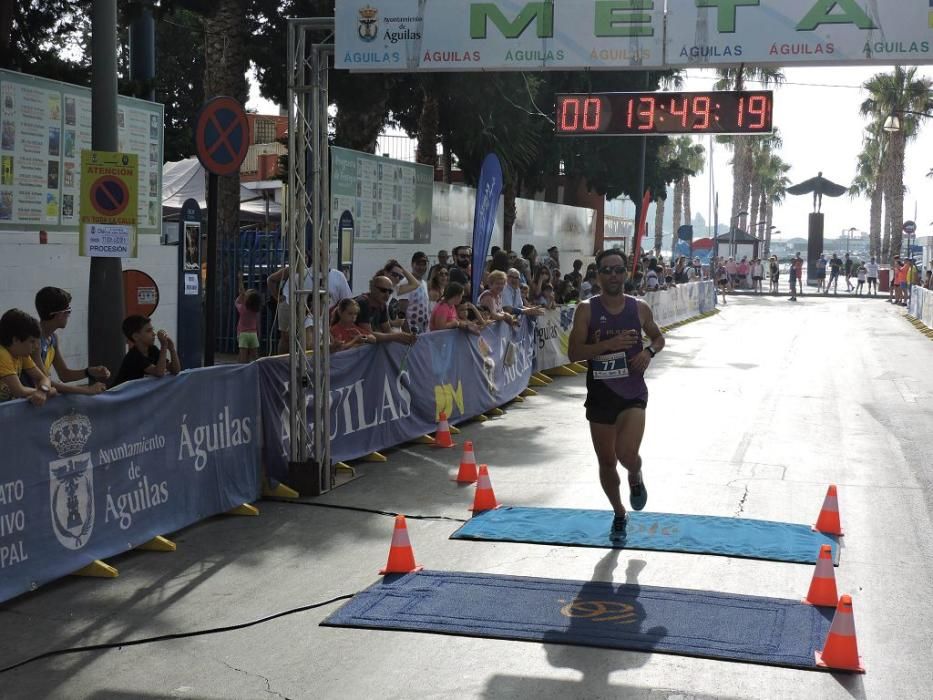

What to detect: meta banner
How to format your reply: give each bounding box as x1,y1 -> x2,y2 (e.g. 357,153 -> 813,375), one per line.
336,0 -> 665,71
665,0 -> 933,67
0,365 -> 261,604
258,320 -> 535,480
336,1 -> 933,72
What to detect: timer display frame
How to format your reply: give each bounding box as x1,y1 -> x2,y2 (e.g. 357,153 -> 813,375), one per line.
554,91 -> 774,136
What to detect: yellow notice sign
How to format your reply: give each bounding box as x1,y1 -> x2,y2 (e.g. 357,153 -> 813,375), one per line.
79,150 -> 138,257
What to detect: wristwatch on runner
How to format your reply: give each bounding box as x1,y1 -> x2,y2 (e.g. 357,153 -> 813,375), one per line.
646,347 -> 657,358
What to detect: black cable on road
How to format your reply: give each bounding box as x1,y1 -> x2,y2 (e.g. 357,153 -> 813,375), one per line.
264,498 -> 469,523
0,593 -> 356,675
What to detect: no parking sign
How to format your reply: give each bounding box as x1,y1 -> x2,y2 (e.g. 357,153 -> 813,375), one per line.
78,150 -> 138,257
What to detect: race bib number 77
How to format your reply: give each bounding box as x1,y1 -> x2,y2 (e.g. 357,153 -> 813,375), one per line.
592,351 -> 629,380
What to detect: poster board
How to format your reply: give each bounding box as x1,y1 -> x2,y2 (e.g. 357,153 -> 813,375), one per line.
0,68 -> 163,234
331,146 -> 433,244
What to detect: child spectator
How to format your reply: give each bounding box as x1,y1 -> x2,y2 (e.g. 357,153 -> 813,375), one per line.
0,308 -> 56,405
235,278 -> 263,363
113,315 -> 181,387
539,283 -> 557,309
855,264 -> 867,296
330,298 -> 375,352
431,282 -> 480,333
29,286 -> 109,394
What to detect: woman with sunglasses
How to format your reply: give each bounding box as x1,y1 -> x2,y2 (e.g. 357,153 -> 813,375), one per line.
568,248 -> 665,541
428,267 -> 449,303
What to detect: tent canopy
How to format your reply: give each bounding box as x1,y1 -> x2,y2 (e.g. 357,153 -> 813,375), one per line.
161,158 -> 282,222
715,229 -> 760,243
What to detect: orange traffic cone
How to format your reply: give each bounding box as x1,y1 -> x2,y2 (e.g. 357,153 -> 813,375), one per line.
433,411 -> 456,448
469,464 -> 500,513
803,544 -> 838,607
453,440 -> 478,483
379,515 -> 422,575
813,485 -> 844,535
815,594 -> 865,673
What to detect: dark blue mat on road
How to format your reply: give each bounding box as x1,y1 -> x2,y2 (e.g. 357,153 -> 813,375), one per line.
450,507 -> 839,565
323,570 -> 836,670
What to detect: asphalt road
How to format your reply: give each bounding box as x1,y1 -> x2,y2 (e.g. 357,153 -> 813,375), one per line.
1,293 -> 931,700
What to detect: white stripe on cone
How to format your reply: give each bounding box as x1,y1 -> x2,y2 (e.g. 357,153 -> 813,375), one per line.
814,550 -> 834,578
391,526 -> 412,547
827,605 -> 857,637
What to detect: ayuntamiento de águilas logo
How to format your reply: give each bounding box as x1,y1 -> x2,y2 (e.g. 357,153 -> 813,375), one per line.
48,412 -> 95,550
358,5 -> 379,42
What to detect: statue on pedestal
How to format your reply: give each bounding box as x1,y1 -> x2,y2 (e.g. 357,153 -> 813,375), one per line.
786,172 -> 847,213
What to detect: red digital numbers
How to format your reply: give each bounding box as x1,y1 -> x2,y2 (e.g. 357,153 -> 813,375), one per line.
747,95 -> 768,129
692,96 -> 711,130
737,95 -> 769,129
556,91 -> 771,136
669,97 -> 689,128
626,97 -> 656,130
637,97 -> 655,131
559,97 -> 602,133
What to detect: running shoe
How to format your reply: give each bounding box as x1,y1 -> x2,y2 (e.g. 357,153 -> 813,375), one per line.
630,474 -> 648,511
609,513 -> 628,541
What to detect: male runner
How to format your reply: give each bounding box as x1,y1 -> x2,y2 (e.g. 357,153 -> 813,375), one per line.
568,249 -> 665,539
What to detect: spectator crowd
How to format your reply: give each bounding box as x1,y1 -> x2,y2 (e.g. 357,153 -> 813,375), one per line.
8,242 -> 928,406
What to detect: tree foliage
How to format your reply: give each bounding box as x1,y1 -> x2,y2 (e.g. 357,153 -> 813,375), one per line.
860,66 -> 933,260
0,0 -> 92,83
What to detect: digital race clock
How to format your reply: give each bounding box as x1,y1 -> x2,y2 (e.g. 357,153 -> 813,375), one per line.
554,91 -> 773,136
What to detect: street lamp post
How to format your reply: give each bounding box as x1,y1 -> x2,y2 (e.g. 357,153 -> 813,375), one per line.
751,221 -> 774,259
841,227 -> 857,254
767,230 -> 780,257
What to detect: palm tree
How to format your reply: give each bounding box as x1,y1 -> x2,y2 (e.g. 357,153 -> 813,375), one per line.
758,153 -> 790,257
652,188 -> 666,255
860,66 -> 933,259
715,66 -> 785,228
665,136 -> 705,255
679,138 -> 706,245
850,130 -> 884,259
745,130 -> 783,236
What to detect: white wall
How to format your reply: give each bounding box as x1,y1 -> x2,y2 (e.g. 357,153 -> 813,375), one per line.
349,183 -> 596,295
0,232 -> 177,369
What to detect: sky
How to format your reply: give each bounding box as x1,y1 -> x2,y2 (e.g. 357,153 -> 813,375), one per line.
681,66 -> 933,241
247,65 -> 933,242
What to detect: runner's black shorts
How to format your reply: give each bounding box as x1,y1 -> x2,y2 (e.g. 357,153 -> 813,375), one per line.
585,385 -> 648,424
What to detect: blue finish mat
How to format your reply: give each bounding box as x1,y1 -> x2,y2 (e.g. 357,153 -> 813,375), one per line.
450,507 -> 840,565
323,570 -> 836,670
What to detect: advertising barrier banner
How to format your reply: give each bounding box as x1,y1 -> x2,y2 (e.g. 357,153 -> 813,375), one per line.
532,282 -> 717,371
648,280 -> 717,329
258,319 -> 535,478
533,306 -> 575,372
910,285 -> 933,329
0,365 -> 261,604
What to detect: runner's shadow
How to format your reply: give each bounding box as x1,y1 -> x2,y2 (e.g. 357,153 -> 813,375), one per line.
542,550 -> 667,694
